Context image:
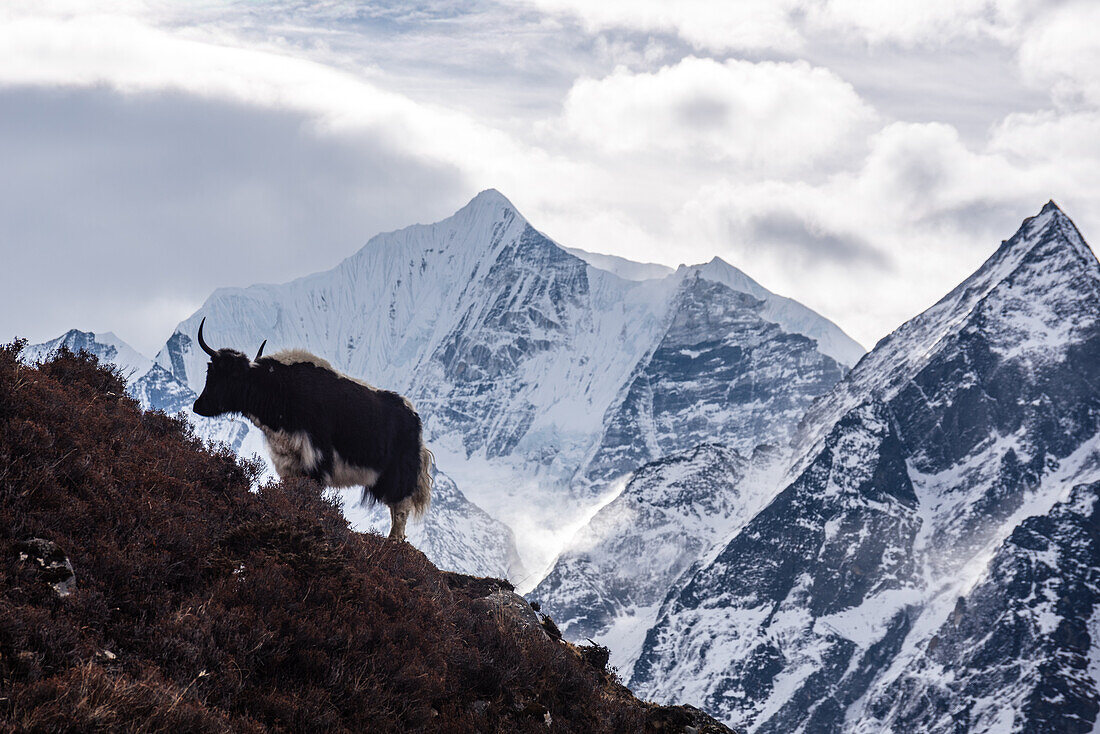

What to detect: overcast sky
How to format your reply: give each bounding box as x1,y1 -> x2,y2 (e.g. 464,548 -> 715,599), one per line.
2,0 -> 1099,355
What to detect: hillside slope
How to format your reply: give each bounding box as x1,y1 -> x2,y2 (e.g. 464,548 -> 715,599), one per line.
0,344 -> 730,733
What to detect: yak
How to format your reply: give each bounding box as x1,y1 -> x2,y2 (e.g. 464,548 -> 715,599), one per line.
191,318 -> 432,541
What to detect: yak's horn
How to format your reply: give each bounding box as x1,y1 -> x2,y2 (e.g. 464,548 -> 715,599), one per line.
255,340 -> 267,361
196,317 -> 217,357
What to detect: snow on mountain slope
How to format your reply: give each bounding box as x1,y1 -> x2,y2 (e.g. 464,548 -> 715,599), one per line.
582,272 -> 847,484
23,329 -> 154,381
153,189 -> 861,580
630,202 -> 1100,732
862,479 -> 1100,733
563,246 -> 674,281
530,443 -> 786,680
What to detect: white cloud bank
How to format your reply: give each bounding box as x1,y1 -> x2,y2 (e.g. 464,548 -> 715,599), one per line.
551,57 -> 876,176
516,0 -> 806,54
517,0 -> 1044,52
1017,1 -> 1100,107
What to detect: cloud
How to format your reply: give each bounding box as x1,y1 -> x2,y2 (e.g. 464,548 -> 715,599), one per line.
746,210 -> 884,266
806,0 -> 1040,47
514,0 -> 806,53
515,0 -> 1042,53
4,0 -> 1100,359
1017,1 -> 1100,107
0,3 -> 545,188
670,118 -> 1084,347
548,57 -> 877,176
986,108 -> 1100,230
0,87 -> 466,353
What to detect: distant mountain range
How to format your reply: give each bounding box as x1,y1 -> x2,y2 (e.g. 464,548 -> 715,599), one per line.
25,192 -> 1098,731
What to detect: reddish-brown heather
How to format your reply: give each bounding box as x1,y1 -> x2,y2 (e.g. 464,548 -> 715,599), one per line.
0,342 -> 729,733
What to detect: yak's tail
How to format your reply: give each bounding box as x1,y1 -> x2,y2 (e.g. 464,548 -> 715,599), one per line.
411,443 -> 433,518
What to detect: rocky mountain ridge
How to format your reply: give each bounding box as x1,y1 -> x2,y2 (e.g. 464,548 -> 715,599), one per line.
626,201 -> 1100,732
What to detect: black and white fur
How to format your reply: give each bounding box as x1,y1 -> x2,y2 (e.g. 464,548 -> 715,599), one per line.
191,320 -> 432,540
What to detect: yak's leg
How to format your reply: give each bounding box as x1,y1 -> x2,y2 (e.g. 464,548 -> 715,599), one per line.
388,496 -> 415,541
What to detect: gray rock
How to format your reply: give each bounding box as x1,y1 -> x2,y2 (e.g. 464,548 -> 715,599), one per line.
480,588 -> 548,639
16,538 -> 75,597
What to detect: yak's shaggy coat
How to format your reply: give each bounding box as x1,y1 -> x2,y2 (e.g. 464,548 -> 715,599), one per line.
192,323 -> 431,540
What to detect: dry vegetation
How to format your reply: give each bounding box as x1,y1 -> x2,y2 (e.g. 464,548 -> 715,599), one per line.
0,343 -> 732,733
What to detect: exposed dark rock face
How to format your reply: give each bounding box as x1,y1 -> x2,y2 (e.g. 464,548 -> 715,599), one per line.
630,203 -> 1100,732
530,443 -> 784,679
129,364 -> 198,416
587,274 -> 846,483
869,481 -> 1100,733
478,588 -> 549,639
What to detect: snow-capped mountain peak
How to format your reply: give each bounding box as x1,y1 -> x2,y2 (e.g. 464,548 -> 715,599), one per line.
676,255 -> 766,295
794,200 -> 1099,464
146,189 -> 861,581
675,256 -> 865,366
460,187 -> 518,214
22,329 -> 154,381
1004,198 -> 1087,261
629,201 -> 1100,732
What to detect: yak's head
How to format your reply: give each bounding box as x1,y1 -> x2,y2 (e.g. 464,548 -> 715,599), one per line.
192,318 -> 267,418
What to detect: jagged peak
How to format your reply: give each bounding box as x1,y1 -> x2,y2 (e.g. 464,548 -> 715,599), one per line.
26,328 -> 154,381
420,188 -> 529,240
795,200 -> 1097,456
676,256 -> 771,301
334,188 -> 531,270
453,188 -> 522,222
671,256 -> 865,366
1011,199 -> 1086,254
989,200 -> 1100,289
466,188 -> 516,209
45,328 -> 94,343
